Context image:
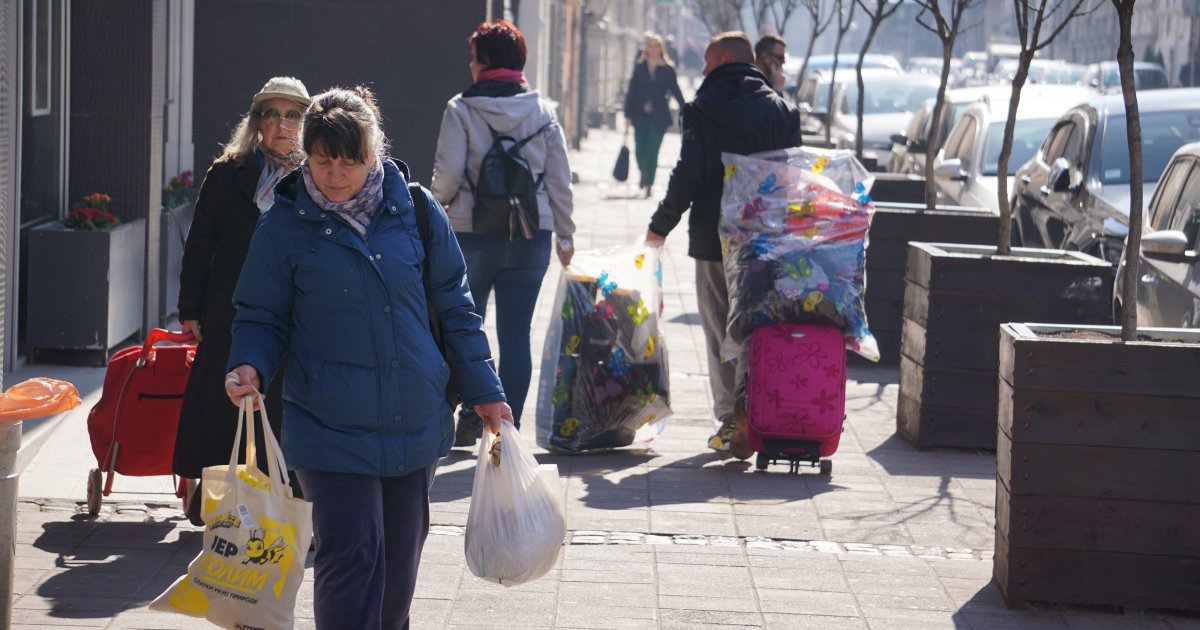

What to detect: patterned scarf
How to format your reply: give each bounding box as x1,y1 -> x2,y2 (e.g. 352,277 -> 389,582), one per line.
301,158 -> 385,239
254,148 -> 293,213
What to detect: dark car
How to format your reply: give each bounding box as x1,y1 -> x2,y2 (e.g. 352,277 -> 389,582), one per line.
1012,88 -> 1200,263
1113,142 -> 1200,327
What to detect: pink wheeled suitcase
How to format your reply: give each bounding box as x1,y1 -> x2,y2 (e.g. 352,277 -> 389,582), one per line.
745,323 -> 846,474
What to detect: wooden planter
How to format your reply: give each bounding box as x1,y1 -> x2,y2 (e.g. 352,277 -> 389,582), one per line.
995,323 -> 1200,611
27,219 -> 145,357
898,244 -> 1112,449
870,173 -> 926,204
860,204 -> 997,364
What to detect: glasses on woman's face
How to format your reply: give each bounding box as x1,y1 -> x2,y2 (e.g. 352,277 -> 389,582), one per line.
260,108 -> 304,127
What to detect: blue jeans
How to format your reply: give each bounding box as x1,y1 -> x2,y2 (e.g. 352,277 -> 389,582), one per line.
298,465 -> 436,630
455,229 -> 552,427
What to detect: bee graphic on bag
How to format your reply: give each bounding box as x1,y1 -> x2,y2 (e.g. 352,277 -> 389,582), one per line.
243,528 -> 288,565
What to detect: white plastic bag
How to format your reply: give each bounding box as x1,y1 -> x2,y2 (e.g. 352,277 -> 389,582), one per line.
150,395 -> 313,629
465,422 -> 566,586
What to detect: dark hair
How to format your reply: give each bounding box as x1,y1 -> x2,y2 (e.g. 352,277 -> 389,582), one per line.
302,86 -> 388,163
754,35 -> 786,57
469,20 -> 527,71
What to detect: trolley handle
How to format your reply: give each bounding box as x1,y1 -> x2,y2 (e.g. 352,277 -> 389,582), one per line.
136,328 -> 198,367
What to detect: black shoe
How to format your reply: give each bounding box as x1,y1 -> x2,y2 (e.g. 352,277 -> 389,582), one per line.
454,411 -> 483,448
185,480 -> 205,527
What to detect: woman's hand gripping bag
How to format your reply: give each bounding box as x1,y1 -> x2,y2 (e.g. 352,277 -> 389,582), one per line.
151,395 -> 312,629
465,421 -> 566,586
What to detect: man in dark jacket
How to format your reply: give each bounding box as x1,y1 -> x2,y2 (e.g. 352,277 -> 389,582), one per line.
645,31 -> 801,455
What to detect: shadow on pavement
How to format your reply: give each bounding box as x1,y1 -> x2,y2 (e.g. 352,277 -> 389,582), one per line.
32,516 -> 201,619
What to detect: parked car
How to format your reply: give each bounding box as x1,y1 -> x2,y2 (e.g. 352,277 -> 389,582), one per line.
797,71 -> 939,170
1084,61 -> 1169,94
787,53 -> 902,93
1113,142 -> 1200,327
1012,88 -> 1200,262
886,84 -> 1016,176
931,87 -> 1090,211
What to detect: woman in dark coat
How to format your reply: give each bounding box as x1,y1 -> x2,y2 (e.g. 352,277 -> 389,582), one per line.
173,76 -> 310,524
624,33 -> 686,198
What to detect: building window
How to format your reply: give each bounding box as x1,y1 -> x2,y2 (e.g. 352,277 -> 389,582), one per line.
30,0 -> 52,116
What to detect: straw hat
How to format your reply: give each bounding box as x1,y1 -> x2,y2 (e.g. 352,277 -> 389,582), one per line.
252,76 -> 311,108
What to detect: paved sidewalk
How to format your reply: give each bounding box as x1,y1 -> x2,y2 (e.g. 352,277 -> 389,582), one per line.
11,128 -> 1200,629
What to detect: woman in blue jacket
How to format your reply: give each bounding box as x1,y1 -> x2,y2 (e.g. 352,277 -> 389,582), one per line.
225,86 -> 511,629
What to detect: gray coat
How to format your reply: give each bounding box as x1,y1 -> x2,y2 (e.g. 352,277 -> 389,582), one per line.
430,90 -> 575,239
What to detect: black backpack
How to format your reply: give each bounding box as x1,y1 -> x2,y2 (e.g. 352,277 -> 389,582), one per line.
470,121 -> 555,240
409,183 -> 460,409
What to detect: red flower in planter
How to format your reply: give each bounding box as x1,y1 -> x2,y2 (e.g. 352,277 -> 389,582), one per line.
64,193 -> 122,231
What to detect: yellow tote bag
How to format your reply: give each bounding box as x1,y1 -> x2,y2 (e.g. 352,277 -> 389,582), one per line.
150,395 -> 312,629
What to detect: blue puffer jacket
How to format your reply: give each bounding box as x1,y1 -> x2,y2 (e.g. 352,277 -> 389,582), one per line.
228,158 -> 505,476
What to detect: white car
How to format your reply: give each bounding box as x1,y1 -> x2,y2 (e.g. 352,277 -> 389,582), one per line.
931,86 -> 1091,212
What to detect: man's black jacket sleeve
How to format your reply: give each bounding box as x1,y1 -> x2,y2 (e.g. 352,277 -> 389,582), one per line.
649,104 -> 703,237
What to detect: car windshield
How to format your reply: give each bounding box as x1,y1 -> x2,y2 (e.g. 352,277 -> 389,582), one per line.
981,119 -> 1058,176
1100,111 -> 1200,184
859,83 -> 938,115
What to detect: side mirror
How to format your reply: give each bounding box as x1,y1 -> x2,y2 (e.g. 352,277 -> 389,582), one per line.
934,158 -> 968,181
890,133 -> 908,146
1141,230 -> 1189,257
1048,157 -> 1074,193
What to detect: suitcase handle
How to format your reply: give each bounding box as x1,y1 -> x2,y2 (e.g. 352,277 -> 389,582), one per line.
136,328 -> 197,367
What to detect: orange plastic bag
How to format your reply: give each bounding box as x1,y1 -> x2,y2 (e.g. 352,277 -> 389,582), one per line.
0,378 -> 81,422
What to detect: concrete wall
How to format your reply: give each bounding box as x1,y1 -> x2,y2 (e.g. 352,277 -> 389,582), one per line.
192,1 -> 487,184
69,0 -> 166,334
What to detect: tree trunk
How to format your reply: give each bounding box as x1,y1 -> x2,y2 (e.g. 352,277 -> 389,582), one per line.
923,41 -> 954,212
796,29 -> 818,100
826,39 -> 842,147
855,19 -> 882,161
996,51 -> 1033,256
1115,2 -> 1142,341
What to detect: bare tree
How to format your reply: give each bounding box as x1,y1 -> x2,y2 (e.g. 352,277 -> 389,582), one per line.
823,0 -> 857,147
688,0 -> 748,34
853,0 -> 903,161
995,0 -> 1100,255
750,0 -> 774,36
768,0 -> 804,35
793,0 -> 836,99
1112,0 -> 1142,340
913,0 -> 982,211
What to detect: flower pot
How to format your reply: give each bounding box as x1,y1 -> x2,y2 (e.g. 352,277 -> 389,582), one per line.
860,203 -> 998,364
897,243 -> 1112,449
995,323 -> 1200,611
27,219 -> 146,357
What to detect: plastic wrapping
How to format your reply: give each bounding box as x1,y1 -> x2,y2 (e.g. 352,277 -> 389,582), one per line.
0,378 -> 80,423
465,422 -> 566,586
720,148 -> 879,361
536,244 -> 672,453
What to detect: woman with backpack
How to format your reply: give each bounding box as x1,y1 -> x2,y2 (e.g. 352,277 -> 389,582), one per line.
431,19 -> 575,447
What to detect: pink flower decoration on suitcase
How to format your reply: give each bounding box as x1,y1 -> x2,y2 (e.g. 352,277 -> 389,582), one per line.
812,389 -> 838,414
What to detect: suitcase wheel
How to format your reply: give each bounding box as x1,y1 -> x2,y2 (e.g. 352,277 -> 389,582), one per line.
819,460 -> 832,476
86,469 -> 103,516
755,452 -> 769,471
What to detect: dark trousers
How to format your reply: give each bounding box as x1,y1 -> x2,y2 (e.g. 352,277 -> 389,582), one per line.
455,229 -> 552,427
633,121 -> 667,188
297,465 -> 436,630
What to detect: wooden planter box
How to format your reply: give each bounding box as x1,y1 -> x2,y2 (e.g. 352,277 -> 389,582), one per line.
860,204 -> 997,364
995,323 -> 1200,611
27,219 -> 145,356
898,244 -> 1112,449
870,173 -> 926,204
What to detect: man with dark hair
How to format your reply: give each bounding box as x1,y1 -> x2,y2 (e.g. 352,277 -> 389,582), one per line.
754,34 -> 788,94
645,31 -> 801,456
